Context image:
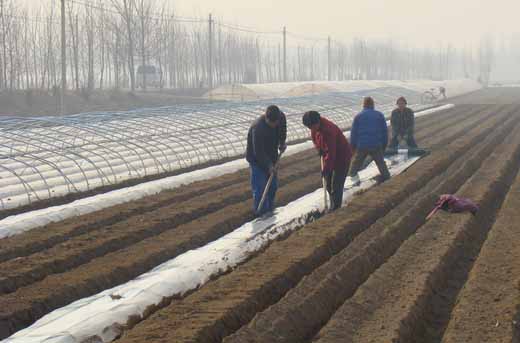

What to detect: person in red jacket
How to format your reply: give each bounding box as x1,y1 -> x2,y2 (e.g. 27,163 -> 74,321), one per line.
302,110 -> 352,211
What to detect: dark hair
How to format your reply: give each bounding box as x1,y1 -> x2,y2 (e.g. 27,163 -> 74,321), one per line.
363,96 -> 375,109
302,111 -> 321,128
396,96 -> 407,105
265,105 -> 281,122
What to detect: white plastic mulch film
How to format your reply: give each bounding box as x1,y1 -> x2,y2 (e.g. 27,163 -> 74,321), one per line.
0,87 -> 420,210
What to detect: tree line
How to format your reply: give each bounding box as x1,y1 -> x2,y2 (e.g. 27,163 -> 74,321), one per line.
0,0 -> 501,94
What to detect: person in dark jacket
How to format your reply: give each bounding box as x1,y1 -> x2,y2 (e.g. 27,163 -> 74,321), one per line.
303,111 -> 352,211
349,97 -> 391,185
389,96 -> 418,151
246,105 -> 282,215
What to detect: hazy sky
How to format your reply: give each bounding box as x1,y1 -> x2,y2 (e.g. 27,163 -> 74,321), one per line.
22,0 -> 520,47
174,0 -> 518,46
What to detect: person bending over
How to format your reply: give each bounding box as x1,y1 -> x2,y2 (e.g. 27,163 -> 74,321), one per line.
246,105 -> 282,215
302,110 -> 352,211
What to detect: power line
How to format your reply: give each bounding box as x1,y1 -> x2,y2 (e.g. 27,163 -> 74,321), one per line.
68,0 -> 206,24
14,1 -> 348,48
286,31 -> 328,43
67,0 -> 283,32
216,22 -> 280,35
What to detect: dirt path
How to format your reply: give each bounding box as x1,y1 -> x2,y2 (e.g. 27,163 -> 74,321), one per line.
3,89 -> 520,342
0,104 -> 478,266
313,106 -> 520,343
225,105 -> 519,343
118,104 -> 507,343
0,104 -> 471,338
441,159 -> 520,343
0,105 -> 471,293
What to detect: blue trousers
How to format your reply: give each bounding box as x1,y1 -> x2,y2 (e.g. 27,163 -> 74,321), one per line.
250,164 -> 278,215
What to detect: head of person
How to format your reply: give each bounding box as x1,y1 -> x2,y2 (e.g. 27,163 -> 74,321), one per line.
302,110 -> 321,130
396,96 -> 407,110
265,105 -> 281,128
363,97 -> 375,110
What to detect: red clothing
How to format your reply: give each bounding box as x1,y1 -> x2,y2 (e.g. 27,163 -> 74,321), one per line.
311,117 -> 352,173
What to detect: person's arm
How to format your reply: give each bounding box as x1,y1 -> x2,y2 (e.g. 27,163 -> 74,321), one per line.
390,109 -> 398,129
409,108 -> 415,130
279,111 -> 287,150
311,130 -> 321,152
322,128 -> 337,174
252,125 -> 272,173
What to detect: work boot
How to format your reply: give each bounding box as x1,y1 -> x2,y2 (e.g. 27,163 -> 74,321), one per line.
375,174 -> 390,184
385,148 -> 398,157
350,174 -> 361,187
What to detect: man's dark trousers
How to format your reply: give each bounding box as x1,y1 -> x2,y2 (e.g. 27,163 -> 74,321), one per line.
389,126 -> 417,150
324,166 -> 349,211
350,148 -> 390,181
250,163 -> 278,215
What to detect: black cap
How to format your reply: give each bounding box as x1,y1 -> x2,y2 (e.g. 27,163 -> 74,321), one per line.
266,105 -> 281,122
302,111 -> 321,128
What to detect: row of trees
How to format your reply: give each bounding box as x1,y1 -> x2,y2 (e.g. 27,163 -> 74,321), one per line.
0,0 -> 503,93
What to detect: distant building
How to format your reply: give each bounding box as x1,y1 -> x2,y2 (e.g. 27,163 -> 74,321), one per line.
136,65 -> 159,88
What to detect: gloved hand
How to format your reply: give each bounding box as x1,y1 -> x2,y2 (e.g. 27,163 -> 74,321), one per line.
318,149 -> 324,157
268,164 -> 278,175
279,144 -> 287,153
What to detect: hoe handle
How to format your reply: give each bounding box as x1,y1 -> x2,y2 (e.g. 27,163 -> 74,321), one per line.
321,157 -> 329,211
257,151 -> 284,214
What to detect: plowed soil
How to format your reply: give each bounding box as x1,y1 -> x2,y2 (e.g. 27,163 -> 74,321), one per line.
2,88 -> 520,343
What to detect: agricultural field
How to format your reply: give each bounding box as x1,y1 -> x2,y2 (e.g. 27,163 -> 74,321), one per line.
1,87 -> 520,342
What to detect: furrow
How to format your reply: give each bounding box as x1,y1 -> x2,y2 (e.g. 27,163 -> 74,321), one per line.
0,156 -> 321,295
313,106 -> 520,343
0,145 -> 318,262
224,105 -> 518,343
116,105 -> 498,343
0,170 -> 326,338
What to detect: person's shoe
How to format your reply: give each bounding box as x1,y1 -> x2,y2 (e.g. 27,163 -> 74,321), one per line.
384,148 -> 398,156
409,148 -> 428,157
350,174 -> 361,187
375,174 -> 390,184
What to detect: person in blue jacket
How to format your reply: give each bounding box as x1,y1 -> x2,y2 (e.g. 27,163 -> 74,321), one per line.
246,105 -> 284,215
349,96 -> 391,185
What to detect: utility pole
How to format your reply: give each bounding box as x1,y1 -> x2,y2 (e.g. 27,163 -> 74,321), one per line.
256,38 -> 260,83
283,26 -> 287,82
208,13 -> 213,89
278,44 -> 281,82
60,0 -> 66,114
328,36 -> 331,81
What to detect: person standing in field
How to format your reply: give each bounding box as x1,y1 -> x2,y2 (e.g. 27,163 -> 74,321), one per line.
349,96 -> 391,185
388,96 -> 418,152
439,86 -> 447,99
246,105 -> 283,215
302,110 -> 352,211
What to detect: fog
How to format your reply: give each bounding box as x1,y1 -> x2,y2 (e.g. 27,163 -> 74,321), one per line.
12,0 -> 520,84
174,0 -> 519,47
